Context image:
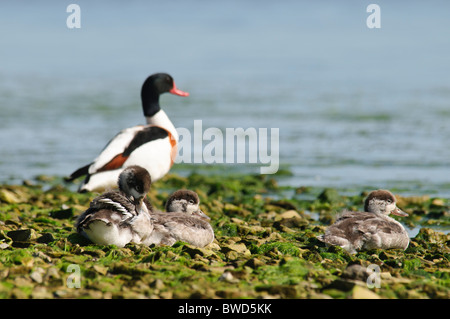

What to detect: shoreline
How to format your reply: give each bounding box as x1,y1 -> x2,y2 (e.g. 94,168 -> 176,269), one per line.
0,170 -> 449,299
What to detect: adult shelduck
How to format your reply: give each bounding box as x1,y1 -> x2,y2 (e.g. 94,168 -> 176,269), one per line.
76,165 -> 154,247
318,189 -> 409,254
66,73 -> 189,192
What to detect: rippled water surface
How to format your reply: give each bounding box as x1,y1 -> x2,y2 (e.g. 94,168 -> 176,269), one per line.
1,1 -> 450,198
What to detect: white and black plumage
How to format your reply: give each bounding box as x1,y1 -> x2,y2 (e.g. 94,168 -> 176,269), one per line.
66,73 -> 189,193
76,165 -> 154,247
146,189 -> 215,248
318,189 -> 410,254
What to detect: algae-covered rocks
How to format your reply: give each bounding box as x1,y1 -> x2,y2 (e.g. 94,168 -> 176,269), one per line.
0,171 -> 449,299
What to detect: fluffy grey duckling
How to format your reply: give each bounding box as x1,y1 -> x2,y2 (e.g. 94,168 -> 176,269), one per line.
146,189 -> 214,247
318,189 -> 409,254
76,165 -> 153,247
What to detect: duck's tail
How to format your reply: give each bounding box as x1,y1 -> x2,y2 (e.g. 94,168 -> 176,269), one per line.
64,163 -> 91,182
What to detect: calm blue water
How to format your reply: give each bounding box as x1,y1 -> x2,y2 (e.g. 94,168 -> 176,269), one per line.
1,1 -> 450,198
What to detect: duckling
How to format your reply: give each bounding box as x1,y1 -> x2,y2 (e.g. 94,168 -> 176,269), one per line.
146,189 -> 214,247
76,165 -> 153,247
318,189 -> 409,254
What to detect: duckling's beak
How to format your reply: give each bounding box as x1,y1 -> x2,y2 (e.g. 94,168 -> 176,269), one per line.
131,196 -> 142,208
391,207 -> 408,217
135,200 -> 142,209
193,209 -> 210,220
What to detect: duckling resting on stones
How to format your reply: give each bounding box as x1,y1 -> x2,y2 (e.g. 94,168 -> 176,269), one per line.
318,189 -> 409,254
146,189 -> 214,248
76,165 -> 153,247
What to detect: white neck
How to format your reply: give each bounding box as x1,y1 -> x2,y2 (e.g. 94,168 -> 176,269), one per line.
145,110 -> 178,141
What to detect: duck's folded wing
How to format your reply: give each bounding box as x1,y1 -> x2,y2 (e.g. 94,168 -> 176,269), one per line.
356,217 -> 405,235
164,215 -> 211,230
88,126 -> 145,174
334,211 -> 373,223
90,192 -> 135,215
76,207 -> 96,232
89,126 -> 171,174
77,192 -> 136,232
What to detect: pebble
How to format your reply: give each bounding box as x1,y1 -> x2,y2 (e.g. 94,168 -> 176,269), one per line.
30,268 -> 45,283
150,278 -> 165,290
352,285 -> 381,299
7,229 -> 33,242
218,271 -> 238,283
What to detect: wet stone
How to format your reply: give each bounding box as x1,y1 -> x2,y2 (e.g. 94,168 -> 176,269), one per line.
7,229 -> 33,242
36,232 -> 55,244
351,285 -> 381,299
221,243 -> 251,255
45,267 -> 61,280
182,245 -> 217,258
255,284 -> 298,298
50,208 -> 74,219
30,268 -> 45,283
278,210 -> 302,219
218,271 -> 238,283
415,227 -> 449,244
325,279 -> 356,292
150,278 -> 165,290
244,257 -> 265,269
0,189 -> 23,204
318,188 -> 342,204
341,264 -> 370,282
93,265 -> 108,275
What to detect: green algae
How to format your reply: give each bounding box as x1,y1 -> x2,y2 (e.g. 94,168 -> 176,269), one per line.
0,170 -> 449,299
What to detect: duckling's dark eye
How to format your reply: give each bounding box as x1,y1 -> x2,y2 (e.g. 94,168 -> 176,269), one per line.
135,185 -> 142,192
189,200 -> 195,204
